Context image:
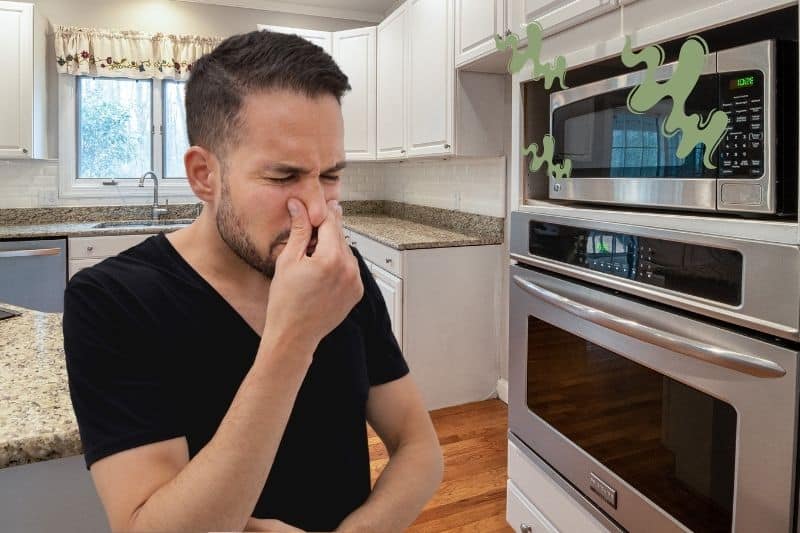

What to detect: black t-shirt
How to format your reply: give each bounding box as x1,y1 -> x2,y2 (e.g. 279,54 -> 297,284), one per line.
62,233 -> 409,531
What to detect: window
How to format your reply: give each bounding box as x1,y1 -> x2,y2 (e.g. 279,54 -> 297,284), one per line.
61,74 -> 194,198
77,77 -> 152,179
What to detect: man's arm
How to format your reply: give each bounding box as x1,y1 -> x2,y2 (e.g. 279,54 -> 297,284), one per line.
335,375 -> 444,533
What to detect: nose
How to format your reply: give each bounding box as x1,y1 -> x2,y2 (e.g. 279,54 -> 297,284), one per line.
295,176 -> 328,228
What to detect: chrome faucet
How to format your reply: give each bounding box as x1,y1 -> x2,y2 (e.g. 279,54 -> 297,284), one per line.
138,171 -> 168,220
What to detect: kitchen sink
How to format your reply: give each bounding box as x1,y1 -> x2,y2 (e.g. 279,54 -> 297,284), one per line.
91,219 -> 194,228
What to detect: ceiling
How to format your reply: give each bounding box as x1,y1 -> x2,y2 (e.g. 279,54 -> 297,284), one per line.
178,0 -> 397,22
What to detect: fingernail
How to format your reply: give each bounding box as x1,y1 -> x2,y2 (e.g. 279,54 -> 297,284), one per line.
287,199 -> 299,217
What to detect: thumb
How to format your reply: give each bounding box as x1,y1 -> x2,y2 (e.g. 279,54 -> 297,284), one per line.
283,198 -> 311,260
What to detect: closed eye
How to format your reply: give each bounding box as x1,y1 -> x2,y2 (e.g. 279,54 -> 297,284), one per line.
321,174 -> 341,182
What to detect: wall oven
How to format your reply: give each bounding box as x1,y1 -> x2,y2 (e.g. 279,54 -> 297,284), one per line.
508,211 -> 800,532
545,39 -> 798,215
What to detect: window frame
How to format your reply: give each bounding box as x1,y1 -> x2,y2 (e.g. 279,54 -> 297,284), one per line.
58,74 -> 195,200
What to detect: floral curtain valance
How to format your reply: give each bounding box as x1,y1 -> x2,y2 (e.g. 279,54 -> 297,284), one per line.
54,26 -> 223,81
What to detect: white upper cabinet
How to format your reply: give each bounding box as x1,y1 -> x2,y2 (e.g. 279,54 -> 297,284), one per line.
455,0 -> 507,68
509,0 -> 619,38
378,0 -> 505,160
260,24 -> 376,160
258,24 -> 332,55
376,3 -> 408,159
333,27 -> 376,161
407,0 -> 454,157
0,1 -> 46,159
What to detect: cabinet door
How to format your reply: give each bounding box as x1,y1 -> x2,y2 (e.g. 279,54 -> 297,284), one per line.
0,1 -> 32,158
257,24 -> 332,55
455,0 -> 506,67
370,263 -> 403,350
333,27 -> 376,161
407,0 -> 454,157
376,3 -> 408,160
523,0 -> 619,36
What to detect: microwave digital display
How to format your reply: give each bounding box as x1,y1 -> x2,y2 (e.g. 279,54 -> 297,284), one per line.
731,75 -> 755,89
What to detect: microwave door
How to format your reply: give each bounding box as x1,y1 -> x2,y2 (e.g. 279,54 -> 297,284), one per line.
546,55 -> 719,211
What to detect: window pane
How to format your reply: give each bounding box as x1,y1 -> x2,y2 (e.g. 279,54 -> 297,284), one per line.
77,77 -> 151,179
163,80 -> 189,178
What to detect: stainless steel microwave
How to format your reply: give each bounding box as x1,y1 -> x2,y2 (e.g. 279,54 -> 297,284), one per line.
547,40 -> 798,216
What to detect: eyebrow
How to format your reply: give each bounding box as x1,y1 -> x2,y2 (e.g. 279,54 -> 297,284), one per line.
263,161 -> 347,175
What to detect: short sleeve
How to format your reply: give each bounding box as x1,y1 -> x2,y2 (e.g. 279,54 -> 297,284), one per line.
63,273 -> 184,469
351,247 -> 410,386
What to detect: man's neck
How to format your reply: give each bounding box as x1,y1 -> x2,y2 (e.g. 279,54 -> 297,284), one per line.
166,211 -> 270,303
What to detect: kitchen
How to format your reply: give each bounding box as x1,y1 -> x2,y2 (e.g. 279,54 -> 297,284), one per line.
0,0 -> 798,532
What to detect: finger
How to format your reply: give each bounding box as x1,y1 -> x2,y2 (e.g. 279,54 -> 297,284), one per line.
312,200 -> 345,258
281,198 -> 312,262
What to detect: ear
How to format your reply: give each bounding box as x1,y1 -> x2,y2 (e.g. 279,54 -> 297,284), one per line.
184,146 -> 219,202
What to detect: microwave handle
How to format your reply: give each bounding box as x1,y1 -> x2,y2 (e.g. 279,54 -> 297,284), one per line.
513,275 -> 786,379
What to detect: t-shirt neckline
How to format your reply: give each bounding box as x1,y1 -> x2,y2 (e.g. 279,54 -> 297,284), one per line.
154,232 -> 262,340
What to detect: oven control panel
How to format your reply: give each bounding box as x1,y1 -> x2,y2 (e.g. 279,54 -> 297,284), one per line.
718,70 -> 764,179
529,222 -> 743,305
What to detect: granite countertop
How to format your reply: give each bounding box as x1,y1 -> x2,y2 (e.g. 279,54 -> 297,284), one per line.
0,219 -> 195,240
0,201 -> 505,250
0,303 -> 81,469
344,215 -> 499,249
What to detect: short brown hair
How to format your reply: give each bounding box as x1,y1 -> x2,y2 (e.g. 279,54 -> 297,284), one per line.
185,30 -> 351,158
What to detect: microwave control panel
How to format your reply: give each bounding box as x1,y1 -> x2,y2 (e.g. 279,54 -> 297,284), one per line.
528,222 -> 743,306
718,70 -> 764,179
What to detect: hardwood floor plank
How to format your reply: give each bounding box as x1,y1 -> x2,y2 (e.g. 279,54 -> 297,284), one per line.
369,399 -> 513,533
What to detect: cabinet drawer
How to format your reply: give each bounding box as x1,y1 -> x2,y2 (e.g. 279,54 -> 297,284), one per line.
345,229 -> 403,278
508,439 -> 611,532
69,258 -> 103,279
507,480 -> 558,533
69,234 -> 151,259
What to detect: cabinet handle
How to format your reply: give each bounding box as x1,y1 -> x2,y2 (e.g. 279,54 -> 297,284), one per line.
351,241 -> 358,246
444,144 -> 451,149
400,149 -> 406,154
385,257 -> 392,264
21,148 -> 28,154
520,524 -> 532,533
86,246 -> 94,252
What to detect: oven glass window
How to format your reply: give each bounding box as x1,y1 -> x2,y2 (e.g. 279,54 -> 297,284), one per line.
527,316 -> 737,533
549,74 -> 718,179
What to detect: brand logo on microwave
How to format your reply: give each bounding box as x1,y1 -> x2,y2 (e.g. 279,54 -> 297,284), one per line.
621,35 -> 730,170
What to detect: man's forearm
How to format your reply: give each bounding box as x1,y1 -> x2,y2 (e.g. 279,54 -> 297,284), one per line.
128,334 -> 314,532
335,439 -> 443,533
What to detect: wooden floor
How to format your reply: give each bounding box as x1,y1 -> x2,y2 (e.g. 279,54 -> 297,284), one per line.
368,399 -> 513,533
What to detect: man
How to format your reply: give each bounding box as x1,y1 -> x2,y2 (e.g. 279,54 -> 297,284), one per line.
63,30 -> 443,533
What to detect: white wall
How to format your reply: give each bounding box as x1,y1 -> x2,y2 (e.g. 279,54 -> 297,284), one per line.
364,156 -> 506,217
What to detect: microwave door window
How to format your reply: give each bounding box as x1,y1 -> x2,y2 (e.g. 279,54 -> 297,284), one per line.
552,75 -> 718,179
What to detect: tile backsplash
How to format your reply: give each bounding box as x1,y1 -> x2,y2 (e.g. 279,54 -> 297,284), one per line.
0,156 -> 507,218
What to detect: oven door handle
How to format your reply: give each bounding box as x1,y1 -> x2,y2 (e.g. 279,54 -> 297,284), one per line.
513,275 -> 786,379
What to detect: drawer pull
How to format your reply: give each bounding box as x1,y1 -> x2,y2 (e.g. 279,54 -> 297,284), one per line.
520,524 -> 532,533
385,257 -> 392,264
0,247 -> 61,258
86,246 -> 94,252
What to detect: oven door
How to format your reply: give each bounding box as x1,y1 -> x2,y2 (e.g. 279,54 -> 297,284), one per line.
509,265 -> 798,532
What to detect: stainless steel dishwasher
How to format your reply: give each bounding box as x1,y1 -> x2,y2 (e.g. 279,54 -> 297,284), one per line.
0,238 -> 67,312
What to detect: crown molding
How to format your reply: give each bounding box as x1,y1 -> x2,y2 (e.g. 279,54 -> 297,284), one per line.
174,0 -> 384,23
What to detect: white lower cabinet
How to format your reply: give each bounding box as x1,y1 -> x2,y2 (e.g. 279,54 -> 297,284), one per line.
507,480 -> 558,533
508,439 -> 612,533
68,233 -> 152,278
368,261 -> 404,349
347,227 -> 502,409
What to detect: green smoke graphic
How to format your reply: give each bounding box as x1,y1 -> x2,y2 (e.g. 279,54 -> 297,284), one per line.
494,21 -> 568,90
621,35 -> 729,169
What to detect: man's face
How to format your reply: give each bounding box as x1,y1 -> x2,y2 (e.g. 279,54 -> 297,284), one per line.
213,89 -> 345,279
